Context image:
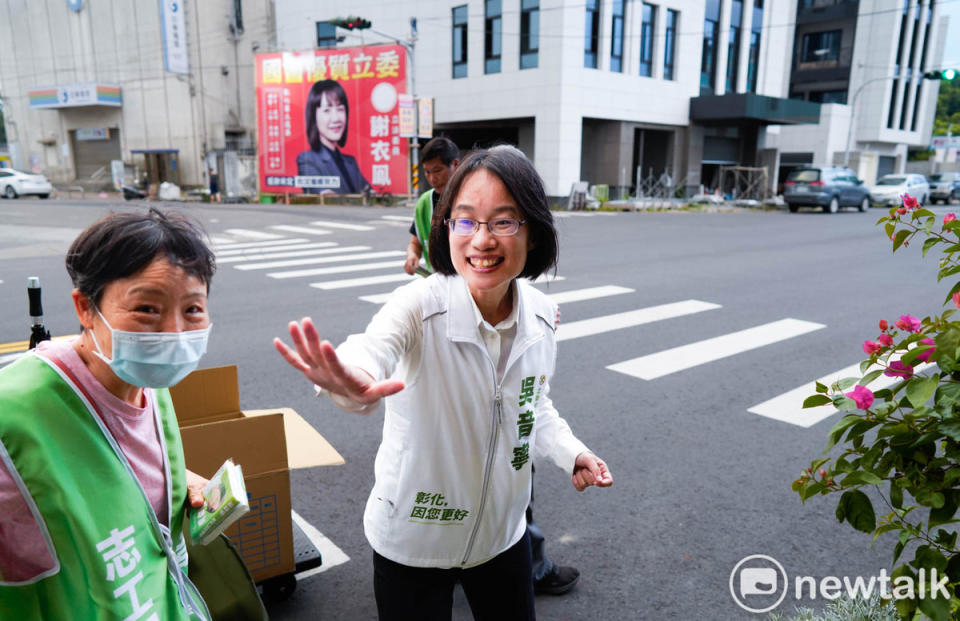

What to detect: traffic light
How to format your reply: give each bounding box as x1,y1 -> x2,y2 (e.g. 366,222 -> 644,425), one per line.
329,16 -> 371,31
923,68 -> 958,80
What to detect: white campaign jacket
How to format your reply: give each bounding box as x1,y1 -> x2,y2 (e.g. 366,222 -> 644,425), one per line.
336,274 -> 589,568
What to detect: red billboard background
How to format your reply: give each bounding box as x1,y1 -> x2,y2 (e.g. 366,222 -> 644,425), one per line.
256,44 -> 409,195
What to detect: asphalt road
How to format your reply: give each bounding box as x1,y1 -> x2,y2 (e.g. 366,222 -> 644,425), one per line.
0,197 -> 952,620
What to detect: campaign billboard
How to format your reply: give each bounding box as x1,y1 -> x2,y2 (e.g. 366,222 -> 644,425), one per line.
256,44 -> 409,196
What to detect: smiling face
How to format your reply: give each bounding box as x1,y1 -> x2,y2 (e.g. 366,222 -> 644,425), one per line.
315,92 -> 346,150
449,169 -> 532,316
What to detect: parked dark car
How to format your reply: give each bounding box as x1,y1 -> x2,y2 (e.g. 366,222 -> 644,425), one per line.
928,172 -> 960,204
783,167 -> 871,214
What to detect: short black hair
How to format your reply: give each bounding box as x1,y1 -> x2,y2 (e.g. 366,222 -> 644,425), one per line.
421,136 -> 459,166
428,145 -> 558,279
306,80 -> 348,150
66,207 -> 216,307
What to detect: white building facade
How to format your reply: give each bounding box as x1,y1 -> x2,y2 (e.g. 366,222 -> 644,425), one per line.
0,0 -> 275,190
770,0 -> 949,186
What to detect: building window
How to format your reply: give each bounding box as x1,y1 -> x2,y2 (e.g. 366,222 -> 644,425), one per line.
901,0 -> 924,129
316,21 -> 337,48
663,9 -> 678,80
639,4 -> 655,77
808,89 -> 848,104
800,30 -> 841,63
701,0 -> 721,93
889,0 -> 909,128
485,0 -> 502,74
610,0 -> 625,72
726,0 -> 742,92
913,1 -> 935,131
746,0 -> 762,92
453,5 -> 468,78
585,0 -> 600,68
520,0 -> 539,69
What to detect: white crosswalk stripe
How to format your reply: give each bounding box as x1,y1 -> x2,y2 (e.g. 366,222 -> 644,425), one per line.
557,300 -> 721,342
360,284 -> 633,305
270,225 -> 332,236
213,238 -> 310,251
223,228 -> 286,240
607,318 -> 826,380
241,250 -> 403,273
379,215 -> 413,222
748,361 -> 936,427
310,220 -> 375,231
219,246 -> 372,265
268,260 -> 406,278
310,273 -> 416,290
209,235 -> 236,245
216,242 -> 337,257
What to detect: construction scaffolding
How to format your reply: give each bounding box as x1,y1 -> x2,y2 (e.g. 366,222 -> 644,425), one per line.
718,166 -> 770,201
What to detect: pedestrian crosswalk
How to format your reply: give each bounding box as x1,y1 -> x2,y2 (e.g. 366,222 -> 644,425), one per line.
197,217 -> 900,430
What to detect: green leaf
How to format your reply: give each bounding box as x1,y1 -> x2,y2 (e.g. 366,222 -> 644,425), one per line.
859,369 -> 884,386
832,395 -> 857,412
944,468 -> 960,485
939,421 -> 960,443
885,221 -> 897,239
929,492 -> 959,528
842,471 -> 884,486
815,381 -> 828,394
942,280 -> 960,306
915,208 -> 936,219
832,377 -> 858,391
802,394 -> 833,408
935,383 -> 960,414
907,376 -> 939,408
946,554 -> 960,582
860,359 -> 872,374
916,489 -> 946,508
800,481 -> 826,502
891,482 -> 904,508
893,229 -> 911,252
835,489 -> 876,532
918,587 -> 951,621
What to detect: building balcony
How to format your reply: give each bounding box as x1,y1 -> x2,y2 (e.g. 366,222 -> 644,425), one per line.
797,0 -> 859,25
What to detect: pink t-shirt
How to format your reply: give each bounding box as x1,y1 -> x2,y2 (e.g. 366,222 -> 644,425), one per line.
0,338 -> 169,581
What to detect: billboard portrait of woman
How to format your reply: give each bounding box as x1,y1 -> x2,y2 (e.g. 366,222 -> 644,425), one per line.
296,80 -> 371,194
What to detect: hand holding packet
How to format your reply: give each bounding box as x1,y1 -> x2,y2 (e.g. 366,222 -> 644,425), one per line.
189,459 -> 250,545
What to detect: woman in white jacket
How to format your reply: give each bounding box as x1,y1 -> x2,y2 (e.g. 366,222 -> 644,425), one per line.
275,145 -> 612,621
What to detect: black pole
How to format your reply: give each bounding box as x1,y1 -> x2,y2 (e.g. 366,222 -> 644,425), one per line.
28,276 -> 51,348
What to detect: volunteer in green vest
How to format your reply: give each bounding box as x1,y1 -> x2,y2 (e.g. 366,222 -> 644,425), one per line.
404,136 -> 460,275
0,208 -> 216,620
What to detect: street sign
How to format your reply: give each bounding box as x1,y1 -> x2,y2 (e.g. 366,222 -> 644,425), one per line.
417,97 -> 433,138
931,136 -> 960,149
398,94 -> 416,138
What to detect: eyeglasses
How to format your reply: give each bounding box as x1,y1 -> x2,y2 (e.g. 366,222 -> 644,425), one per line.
445,217 -> 527,236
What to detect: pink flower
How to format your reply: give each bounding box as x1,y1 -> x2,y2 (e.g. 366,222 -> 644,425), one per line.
916,337 -> 936,363
879,319 -> 888,331
896,207 -> 907,216
954,292 -> 960,309
945,213 -> 957,225
862,340 -> 882,355
884,361 -> 914,378
846,385 -> 875,410
898,314 -> 922,333
902,194 -> 918,210
878,333 -> 894,347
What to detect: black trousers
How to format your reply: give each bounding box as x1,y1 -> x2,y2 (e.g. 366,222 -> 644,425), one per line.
373,531 -> 535,621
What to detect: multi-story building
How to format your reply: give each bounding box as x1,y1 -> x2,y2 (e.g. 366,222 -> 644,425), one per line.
0,0 -> 275,191
771,0 -> 948,185
278,0 -> 948,197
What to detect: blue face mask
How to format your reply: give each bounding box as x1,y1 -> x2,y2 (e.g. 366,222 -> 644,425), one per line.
90,310 -> 211,388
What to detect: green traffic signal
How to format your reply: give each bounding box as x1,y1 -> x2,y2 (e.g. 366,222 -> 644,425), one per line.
923,68 -> 958,80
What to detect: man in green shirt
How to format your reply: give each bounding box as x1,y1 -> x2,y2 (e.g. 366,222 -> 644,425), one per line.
404,136 -> 460,275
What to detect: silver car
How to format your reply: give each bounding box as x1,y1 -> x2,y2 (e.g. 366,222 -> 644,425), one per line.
0,169 -> 54,199
869,174 -> 930,207
928,172 -> 960,204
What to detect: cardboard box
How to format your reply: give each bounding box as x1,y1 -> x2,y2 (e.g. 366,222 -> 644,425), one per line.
171,365 -> 343,582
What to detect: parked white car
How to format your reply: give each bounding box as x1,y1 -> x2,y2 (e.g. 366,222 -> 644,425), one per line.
0,169 -> 54,199
869,174 -> 930,207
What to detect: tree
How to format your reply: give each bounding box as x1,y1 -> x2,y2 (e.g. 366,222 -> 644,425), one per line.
932,78 -> 960,137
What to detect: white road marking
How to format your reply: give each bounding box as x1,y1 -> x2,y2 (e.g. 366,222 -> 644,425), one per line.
213,238 -> 309,250
548,285 -> 635,305
267,260 -> 405,278
270,225 -> 332,236
209,236 -> 236,245
223,228 -> 286,240
556,300 -> 721,342
749,361 -> 936,427
240,250 -> 403,272
607,318 -> 826,380
216,242 -> 337,257
310,273 -> 416,290
310,220 -> 375,231
291,510 -> 350,578
219,246 -> 371,265
380,215 -> 413,222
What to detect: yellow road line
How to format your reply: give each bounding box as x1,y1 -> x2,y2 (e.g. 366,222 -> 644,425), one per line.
0,334 -> 78,354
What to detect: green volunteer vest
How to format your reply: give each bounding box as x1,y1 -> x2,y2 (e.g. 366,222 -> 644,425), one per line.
414,189 -> 434,272
0,353 -> 209,621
